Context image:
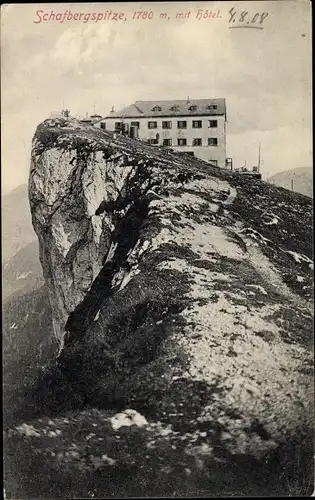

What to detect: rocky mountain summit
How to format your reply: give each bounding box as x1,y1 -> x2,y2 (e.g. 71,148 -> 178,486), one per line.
4,117 -> 314,497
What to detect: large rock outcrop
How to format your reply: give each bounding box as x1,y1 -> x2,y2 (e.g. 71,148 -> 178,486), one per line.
4,117 -> 314,498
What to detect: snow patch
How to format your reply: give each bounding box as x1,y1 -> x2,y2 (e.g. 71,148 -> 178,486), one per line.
245,284 -> 268,295
238,227 -> 271,246
105,242 -> 118,263
138,239 -> 150,257
110,409 -> 148,430
284,250 -> 313,268
263,214 -> 280,226
119,266 -> 141,290
101,454 -> 116,466
16,424 -> 40,438
151,222 -> 245,261
158,258 -> 231,300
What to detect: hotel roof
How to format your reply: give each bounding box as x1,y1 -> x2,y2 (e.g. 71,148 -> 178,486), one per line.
102,99 -> 226,120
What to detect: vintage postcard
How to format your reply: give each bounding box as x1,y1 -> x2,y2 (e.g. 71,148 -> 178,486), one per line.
2,1 -> 313,498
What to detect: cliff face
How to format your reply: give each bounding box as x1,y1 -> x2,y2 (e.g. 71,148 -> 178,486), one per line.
29,122 -> 128,344
5,117 -> 313,498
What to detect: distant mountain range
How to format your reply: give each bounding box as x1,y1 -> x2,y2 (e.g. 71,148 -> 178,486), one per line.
2,184 -> 37,264
2,184 -> 43,301
3,285 -> 57,424
2,240 -> 43,302
269,167 -> 313,198
2,184 -> 55,423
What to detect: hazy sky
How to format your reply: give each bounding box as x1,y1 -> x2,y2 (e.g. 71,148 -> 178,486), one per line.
1,1 -> 312,193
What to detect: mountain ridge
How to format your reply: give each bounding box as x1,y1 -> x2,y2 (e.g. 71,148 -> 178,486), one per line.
268,166 -> 313,198
2,240 -> 43,302
4,117 -> 314,498
2,183 -> 37,264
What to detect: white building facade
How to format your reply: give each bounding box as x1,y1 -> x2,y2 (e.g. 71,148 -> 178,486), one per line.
94,99 -> 227,168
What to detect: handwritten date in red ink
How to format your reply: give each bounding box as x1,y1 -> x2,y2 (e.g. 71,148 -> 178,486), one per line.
228,6 -> 268,29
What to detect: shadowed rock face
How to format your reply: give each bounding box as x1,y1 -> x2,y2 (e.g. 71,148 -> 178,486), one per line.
5,117 -> 313,498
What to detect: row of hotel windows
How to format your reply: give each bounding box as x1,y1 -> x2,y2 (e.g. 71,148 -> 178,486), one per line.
114,120 -> 218,130
151,104 -> 218,112
148,138 -> 218,147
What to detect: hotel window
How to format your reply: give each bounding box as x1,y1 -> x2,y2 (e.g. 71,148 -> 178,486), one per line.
115,122 -> 122,131
177,138 -> 187,146
148,121 -> 157,129
208,138 -> 218,146
100,122 -> 106,129
207,104 -> 218,110
170,105 -> 180,111
210,159 -> 218,166
131,121 -> 140,128
192,138 -> 202,146
208,120 -> 218,128
152,106 -> 162,112
162,121 -> 172,129
192,120 -> 202,128
148,138 -> 158,145
189,105 -> 198,111
177,120 -> 187,129
163,139 -> 172,146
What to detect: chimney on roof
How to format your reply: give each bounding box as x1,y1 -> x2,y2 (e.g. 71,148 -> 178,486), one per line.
110,106 -> 115,114
187,96 -> 190,103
